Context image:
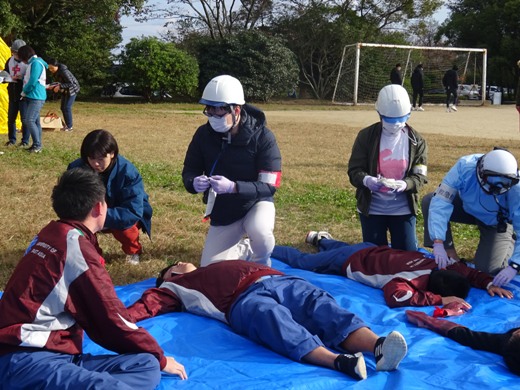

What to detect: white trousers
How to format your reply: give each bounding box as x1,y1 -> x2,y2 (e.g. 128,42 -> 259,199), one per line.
200,201 -> 276,267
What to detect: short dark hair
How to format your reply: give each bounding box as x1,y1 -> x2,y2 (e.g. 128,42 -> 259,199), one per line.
47,58 -> 59,67
503,330 -> 520,375
52,168 -> 106,221
427,270 -> 471,298
396,63 -> 401,67
80,129 -> 119,162
17,45 -> 36,62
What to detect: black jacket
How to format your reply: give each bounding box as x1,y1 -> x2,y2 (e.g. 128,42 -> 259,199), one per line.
182,104 -> 282,226
411,67 -> 424,90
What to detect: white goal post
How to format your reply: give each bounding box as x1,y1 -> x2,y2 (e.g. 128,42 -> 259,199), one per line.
332,43 -> 488,106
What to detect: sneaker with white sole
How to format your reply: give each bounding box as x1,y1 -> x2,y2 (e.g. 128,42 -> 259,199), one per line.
126,254 -> 140,264
445,107 -> 451,113
305,231 -> 333,247
417,106 -> 424,111
334,352 -> 367,380
374,331 -> 407,371
450,105 -> 457,112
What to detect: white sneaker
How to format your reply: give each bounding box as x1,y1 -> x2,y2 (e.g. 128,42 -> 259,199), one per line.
305,231 -> 333,247
446,107 -> 451,113
126,254 -> 140,265
417,106 -> 424,112
375,331 -> 408,371
411,107 -> 416,111
450,105 -> 457,112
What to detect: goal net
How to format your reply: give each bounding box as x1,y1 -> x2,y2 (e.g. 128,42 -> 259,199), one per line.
332,43 -> 487,106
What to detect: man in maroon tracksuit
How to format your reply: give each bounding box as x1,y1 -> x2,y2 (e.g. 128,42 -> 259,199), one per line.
0,168 -> 186,389
127,260 -> 409,381
273,233 -> 512,308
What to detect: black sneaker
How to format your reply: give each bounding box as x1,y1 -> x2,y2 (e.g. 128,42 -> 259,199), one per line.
374,331 -> 407,371
4,141 -> 15,147
27,146 -> 42,153
334,352 -> 367,380
18,142 -> 29,148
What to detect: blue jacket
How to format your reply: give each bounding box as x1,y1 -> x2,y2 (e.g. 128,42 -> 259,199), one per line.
68,155 -> 152,236
182,104 -> 282,226
22,56 -> 48,101
429,153 -> 520,264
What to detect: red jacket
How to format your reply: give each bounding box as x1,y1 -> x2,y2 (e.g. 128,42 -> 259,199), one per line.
0,220 -> 166,368
343,246 -> 492,307
128,260 -> 284,323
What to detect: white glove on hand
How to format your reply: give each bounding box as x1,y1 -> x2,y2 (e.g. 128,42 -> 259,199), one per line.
209,175 -> 236,194
492,266 -> 517,287
193,175 -> 210,193
363,176 -> 384,192
392,180 -> 407,193
433,242 -> 450,269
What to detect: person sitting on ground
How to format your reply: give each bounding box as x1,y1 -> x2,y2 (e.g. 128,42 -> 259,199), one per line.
272,231 -> 513,308
127,260 -> 408,381
68,129 -> 152,264
406,310 -> 520,376
0,168 -> 186,389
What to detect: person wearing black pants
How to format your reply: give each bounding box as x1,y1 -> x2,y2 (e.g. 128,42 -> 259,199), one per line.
406,310 -> 520,375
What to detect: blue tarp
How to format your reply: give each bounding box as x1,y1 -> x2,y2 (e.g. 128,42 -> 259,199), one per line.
4,258 -> 520,388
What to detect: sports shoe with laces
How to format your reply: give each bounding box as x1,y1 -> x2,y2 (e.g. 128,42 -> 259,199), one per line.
334,352 -> 367,380
445,107 -> 451,113
417,106 -> 424,111
126,254 -> 140,265
27,146 -> 42,153
450,104 -> 457,112
374,331 -> 407,371
18,142 -> 29,148
4,141 -> 15,147
305,231 -> 333,247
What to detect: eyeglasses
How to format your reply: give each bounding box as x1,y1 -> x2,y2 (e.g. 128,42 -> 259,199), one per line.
203,105 -> 232,118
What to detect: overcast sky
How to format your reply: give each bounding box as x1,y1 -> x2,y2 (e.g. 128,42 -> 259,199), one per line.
120,4 -> 450,46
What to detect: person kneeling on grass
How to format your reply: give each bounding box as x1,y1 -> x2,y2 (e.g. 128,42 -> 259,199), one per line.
127,260 -> 408,381
0,168 -> 186,389
406,310 -> 520,376
272,231 -> 512,308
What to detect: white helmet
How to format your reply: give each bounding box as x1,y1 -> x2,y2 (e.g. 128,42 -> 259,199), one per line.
375,84 -> 411,119
199,75 -> 245,106
477,149 -> 520,195
11,39 -> 26,52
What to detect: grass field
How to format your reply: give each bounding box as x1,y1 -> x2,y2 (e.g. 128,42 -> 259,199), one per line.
1,100 -> 519,289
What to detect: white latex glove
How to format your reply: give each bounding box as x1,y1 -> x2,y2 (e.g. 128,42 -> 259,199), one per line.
193,175 -> 210,193
363,175 -> 384,192
433,242 -> 450,269
392,180 -> 407,192
209,175 -> 236,194
492,266 -> 518,287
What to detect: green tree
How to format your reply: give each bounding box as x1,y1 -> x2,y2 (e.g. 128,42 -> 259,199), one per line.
195,31 -> 299,102
438,0 -> 520,89
118,37 -> 199,101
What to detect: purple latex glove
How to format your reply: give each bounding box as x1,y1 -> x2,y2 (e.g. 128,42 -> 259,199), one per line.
363,175 -> 384,192
193,175 -> 210,193
433,242 -> 449,269
209,175 -> 236,194
492,265 -> 518,287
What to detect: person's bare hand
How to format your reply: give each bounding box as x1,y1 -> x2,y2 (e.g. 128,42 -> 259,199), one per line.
163,356 -> 188,380
487,285 -> 514,299
441,296 -> 472,310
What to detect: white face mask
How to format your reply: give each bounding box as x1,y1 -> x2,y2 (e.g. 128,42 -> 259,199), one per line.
208,116 -> 233,133
382,119 -> 406,135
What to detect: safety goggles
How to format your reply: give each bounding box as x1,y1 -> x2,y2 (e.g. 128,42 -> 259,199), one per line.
203,105 -> 232,118
380,114 -> 411,124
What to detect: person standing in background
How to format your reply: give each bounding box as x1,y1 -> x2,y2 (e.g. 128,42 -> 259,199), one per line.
348,84 -> 428,251
4,39 -> 29,147
390,63 -> 402,85
47,58 -> 80,132
17,45 -> 47,153
411,64 -> 425,111
442,65 -> 459,113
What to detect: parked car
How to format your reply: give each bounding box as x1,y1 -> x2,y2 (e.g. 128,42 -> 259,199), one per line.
458,84 -> 480,100
101,83 -> 143,98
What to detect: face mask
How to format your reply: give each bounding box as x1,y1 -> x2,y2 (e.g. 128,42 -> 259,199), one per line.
208,116 -> 232,133
382,119 -> 406,135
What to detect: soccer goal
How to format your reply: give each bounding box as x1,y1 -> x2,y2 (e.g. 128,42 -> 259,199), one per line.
332,43 -> 487,106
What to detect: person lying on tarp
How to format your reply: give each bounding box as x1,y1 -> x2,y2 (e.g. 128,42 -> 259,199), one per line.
272,231 -> 513,308
406,310 -> 520,376
127,260 -> 408,382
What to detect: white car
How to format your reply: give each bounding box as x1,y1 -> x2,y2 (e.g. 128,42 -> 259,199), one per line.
458,84 -> 480,100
